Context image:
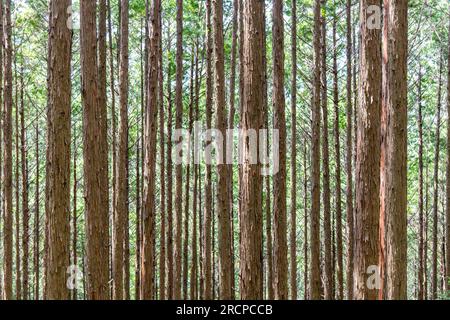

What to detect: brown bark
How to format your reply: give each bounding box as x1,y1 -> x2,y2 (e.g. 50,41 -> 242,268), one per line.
432,54 -> 443,300
182,55 -> 194,300
212,0 -> 232,300
45,0 -> 72,300
272,0 -> 288,300
345,0 -> 354,300
15,53 -> 21,300
354,0 -> 382,300
34,124 -> 40,300
310,0 -> 322,300
239,0 -> 264,300
445,6 -> 450,295
165,26 -> 174,300
381,0 -> 408,300
332,9 -> 343,300
141,0 -> 161,300
418,66 -> 424,300
320,5 -> 332,300
72,133 -> 78,300
20,71 -> 29,299
203,0 -> 213,300
303,143 -> 308,299
290,0 -> 298,301
158,6 -> 166,300
174,0 -> 184,300
80,0 -> 110,300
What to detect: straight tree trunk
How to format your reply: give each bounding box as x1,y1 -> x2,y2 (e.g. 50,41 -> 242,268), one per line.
332,9 -> 343,300
320,5 -> 332,300
45,0 -> 72,300
165,27 -> 174,300
418,66 -> 424,300
34,124 -> 40,300
432,54 -> 443,300
445,7 -> 450,294
15,55 -> 21,300
203,0 -> 213,300
354,0 -> 382,300
72,133 -> 78,300
381,0 -> 408,300
213,0 -> 232,300
227,0 -> 238,299
272,0 -> 288,300
20,71 -> 29,299
309,0 -> 322,300
174,0 -> 184,300
98,0 -> 111,299
290,0 -> 298,301
345,0 -> 354,300
80,0 -> 110,300
239,0 -> 264,300
141,0 -> 161,300
158,6 -> 166,300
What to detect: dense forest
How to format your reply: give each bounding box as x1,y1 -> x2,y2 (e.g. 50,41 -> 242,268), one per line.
0,0 -> 449,301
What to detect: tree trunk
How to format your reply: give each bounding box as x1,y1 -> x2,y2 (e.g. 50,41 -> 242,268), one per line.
203,0 -> 213,300
80,0 -> 110,300
20,71 -> 29,299
320,4 -> 332,300
141,0 -> 160,300
310,0 -> 322,300
174,0 -> 184,300
381,0 -> 408,300
354,0 -> 382,300
212,0 -> 232,300
34,124 -> 40,300
445,7 -> 450,295
239,0 -> 264,300
272,0 -> 288,300
345,0 -> 354,300
45,0 -> 72,300
290,0 -> 298,301
332,9 -> 343,300
432,54 -> 443,300
417,65 -> 424,300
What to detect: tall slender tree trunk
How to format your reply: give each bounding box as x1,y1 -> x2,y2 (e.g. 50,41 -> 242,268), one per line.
418,66 -> 425,300
20,71 -> 29,300
320,4 -> 332,300
45,0 -> 72,300
345,0 -> 354,300
165,26 -> 174,300
445,6 -> 450,295
432,54 -> 443,300
354,0 -> 382,300
212,0 -> 232,300
381,0 -> 408,300
174,0 -> 184,300
303,143 -> 308,299
34,124 -> 40,300
80,0 -> 110,300
272,0 -> 288,300
290,0 -> 298,301
239,0 -> 264,300
332,9 -> 343,300
310,0 -> 322,300
141,0 -> 161,300
158,5 -> 166,300
72,133 -> 78,300
15,55 -> 21,300
203,0 -> 213,300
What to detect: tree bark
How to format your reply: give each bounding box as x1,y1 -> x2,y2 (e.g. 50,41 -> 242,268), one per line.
345,0 -> 354,300
310,0 -> 322,300
381,0 -> 408,300
141,0 -> 161,300
174,0 -> 184,300
354,0 -> 382,300
272,0 -> 288,300
212,0 -> 232,300
45,0 -> 72,300
239,0 -> 264,300
80,0 -> 110,300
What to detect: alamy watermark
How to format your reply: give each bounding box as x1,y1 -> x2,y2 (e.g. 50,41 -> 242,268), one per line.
172,121 -> 279,176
